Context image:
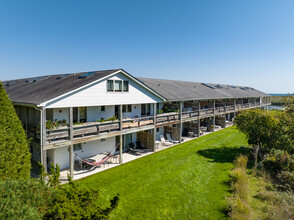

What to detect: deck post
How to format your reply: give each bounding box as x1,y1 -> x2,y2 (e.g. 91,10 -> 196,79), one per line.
179,101 -> 183,143
224,99 -> 227,128
119,105 -> 123,164
41,108 -> 47,173
233,99 -> 236,118
153,103 -> 157,151
69,107 -> 74,179
198,101 -> 201,137
213,100 -> 215,132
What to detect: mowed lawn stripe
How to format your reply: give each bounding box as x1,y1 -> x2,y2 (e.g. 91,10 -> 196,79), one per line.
77,127 -> 248,219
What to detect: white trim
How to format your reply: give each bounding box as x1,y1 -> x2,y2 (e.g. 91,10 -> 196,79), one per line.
39,70 -> 166,108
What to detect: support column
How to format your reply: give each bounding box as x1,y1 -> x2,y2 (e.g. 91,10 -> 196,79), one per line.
212,100 -> 215,132
197,101 -> 201,137
153,103 -> 157,151
41,108 -> 47,173
224,99 -> 227,128
179,101 -> 183,143
69,107 -> 74,179
233,99 -> 236,118
119,105 -> 123,164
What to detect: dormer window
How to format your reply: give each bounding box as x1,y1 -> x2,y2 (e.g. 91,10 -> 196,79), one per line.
107,80 -> 114,91
107,80 -> 129,92
115,80 -> 122,92
123,81 -> 129,92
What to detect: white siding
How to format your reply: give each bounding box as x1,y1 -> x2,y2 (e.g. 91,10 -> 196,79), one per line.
87,106 -> 115,122
53,137 -> 115,170
156,127 -> 164,140
44,73 -> 162,108
53,108 -> 69,122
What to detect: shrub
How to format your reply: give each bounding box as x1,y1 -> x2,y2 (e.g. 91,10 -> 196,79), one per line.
227,155 -> 252,219
45,178 -> 119,219
0,81 -> 31,179
234,155 -> 248,170
0,179 -> 53,219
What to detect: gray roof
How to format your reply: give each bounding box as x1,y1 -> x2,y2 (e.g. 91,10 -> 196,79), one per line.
2,69 -> 269,106
137,77 -> 269,101
2,69 -> 120,105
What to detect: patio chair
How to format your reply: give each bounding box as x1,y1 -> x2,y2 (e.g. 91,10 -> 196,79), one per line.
136,141 -> 151,153
128,142 -> 144,155
166,133 -> 179,143
160,135 -> 172,146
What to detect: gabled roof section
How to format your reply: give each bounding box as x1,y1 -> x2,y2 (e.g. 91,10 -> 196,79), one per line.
3,69 -> 166,106
3,69 -> 121,106
137,78 -> 269,101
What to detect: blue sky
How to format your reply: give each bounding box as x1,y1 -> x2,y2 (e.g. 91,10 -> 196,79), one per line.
0,0 -> 293,93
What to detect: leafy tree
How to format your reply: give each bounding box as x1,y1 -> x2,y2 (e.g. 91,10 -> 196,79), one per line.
0,81 -> 31,179
235,109 -> 279,168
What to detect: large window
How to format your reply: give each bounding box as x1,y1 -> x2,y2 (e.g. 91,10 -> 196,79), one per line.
123,105 -> 132,113
107,80 -> 129,92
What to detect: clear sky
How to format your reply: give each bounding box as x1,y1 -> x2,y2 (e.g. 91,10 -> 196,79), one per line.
0,0 -> 293,93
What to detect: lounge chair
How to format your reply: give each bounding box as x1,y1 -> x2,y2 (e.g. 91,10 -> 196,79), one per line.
160,135 -> 172,146
136,141 -> 151,153
166,133 -> 179,143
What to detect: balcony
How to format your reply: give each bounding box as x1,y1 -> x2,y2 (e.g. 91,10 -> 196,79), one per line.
44,103 -> 262,146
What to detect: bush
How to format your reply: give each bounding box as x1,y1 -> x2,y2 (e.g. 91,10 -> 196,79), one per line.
0,81 -> 31,179
0,179 -> 53,219
45,178 -> 119,219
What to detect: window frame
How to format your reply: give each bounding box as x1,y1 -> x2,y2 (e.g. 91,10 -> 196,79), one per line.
122,104 -> 132,113
123,81 -> 129,92
114,80 -> 122,92
107,79 -> 129,93
107,80 -> 114,92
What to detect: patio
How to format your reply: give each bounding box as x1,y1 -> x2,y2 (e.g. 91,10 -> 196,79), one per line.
59,123 -> 233,183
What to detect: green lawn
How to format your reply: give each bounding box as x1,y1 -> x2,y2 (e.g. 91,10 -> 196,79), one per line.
77,127 -> 248,219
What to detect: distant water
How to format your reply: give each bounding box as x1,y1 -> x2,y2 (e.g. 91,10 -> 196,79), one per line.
269,93 -> 293,96
268,105 -> 285,110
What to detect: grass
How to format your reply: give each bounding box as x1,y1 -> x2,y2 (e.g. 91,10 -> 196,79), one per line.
77,127 -> 249,219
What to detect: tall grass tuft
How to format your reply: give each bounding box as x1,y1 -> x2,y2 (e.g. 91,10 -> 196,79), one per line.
227,155 -> 252,220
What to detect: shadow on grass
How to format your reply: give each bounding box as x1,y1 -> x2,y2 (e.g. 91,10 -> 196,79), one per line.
197,146 -> 250,164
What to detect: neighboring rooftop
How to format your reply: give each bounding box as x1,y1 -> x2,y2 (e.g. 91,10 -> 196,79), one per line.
137,77 -> 269,101
2,69 -> 269,106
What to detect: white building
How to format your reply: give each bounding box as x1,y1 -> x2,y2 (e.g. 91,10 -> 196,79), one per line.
3,69 -> 270,178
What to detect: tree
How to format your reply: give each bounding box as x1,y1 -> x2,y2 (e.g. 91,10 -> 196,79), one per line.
235,109 -> 279,168
0,81 -> 31,179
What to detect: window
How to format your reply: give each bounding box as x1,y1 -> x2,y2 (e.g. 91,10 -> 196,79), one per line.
123,81 -> 129,92
123,105 -> 132,113
79,107 -> 87,123
107,80 -> 114,91
115,80 -> 122,92
101,106 -> 105,111
107,80 -> 129,92
73,144 -> 82,151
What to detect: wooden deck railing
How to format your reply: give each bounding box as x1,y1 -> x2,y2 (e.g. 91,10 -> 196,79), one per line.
45,103 -> 262,144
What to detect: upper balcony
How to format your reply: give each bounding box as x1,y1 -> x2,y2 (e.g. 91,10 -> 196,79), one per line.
44,100 -> 265,147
